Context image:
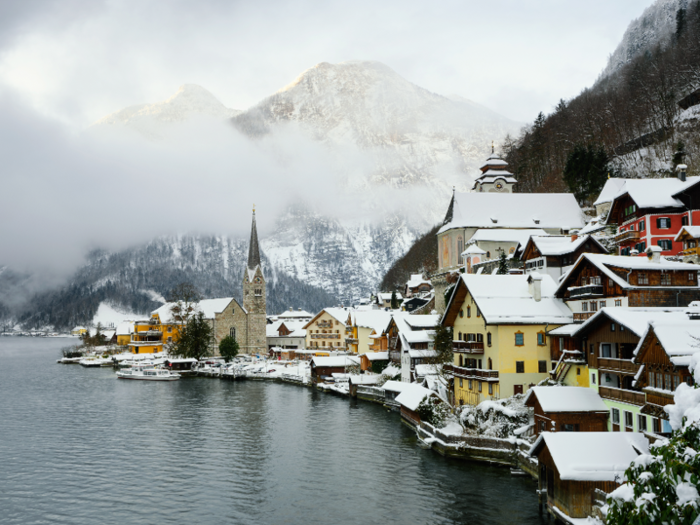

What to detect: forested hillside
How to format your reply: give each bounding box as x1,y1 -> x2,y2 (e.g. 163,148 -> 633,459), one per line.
380,224 -> 440,292
504,0 -> 700,199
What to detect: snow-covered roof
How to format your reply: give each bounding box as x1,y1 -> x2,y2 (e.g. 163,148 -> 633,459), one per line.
524,386 -> 608,413
361,351 -> 389,361
266,319 -> 307,338
634,316 -> 700,366
593,178 -> 627,206
278,308 -> 313,319
579,216 -> 607,235
408,349 -> 438,358
377,292 -> 403,301
605,176 -> 700,214
101,329 -> 116,340
557,253 -> 700,295
382,380 -> 414,393
675,226 -> 700,241
547,323 -> 580,336
403,315 -> 439,329
395,383 -> 438,411
455,274 -> 573,325
469,228 -> 548,246
406,274 -> 431,289
463,244 -> 486,255
570,307 -> 690,338
404,331 -> 435,344
479,156 -> 509,171
311,356 -> 360,368
527,234 -> 606,257
351,311 -> 393,332
414,364 -> 442,377
152,298 -> 237,323
116,322 -> 134,336
303,307 -> 351,329
348,374 -> 384,385
529,432 -> 648,481
440,192 -> 585,234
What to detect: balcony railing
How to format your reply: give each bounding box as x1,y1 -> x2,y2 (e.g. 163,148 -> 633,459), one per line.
598,386 -> 645,406
613,230 -> 641,244
345,338 -> 358,345
310,333 -> 340,339
597,358 -> 639,374
445,364 -> 499,381
317,321 -> 333,328
573,312 -> 594,322
643,389 -> 674,407
452,340 -> 485,354
568,284 -> 604,298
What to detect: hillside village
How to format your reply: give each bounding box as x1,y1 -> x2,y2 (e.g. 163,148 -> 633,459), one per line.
47,147 -> 700,523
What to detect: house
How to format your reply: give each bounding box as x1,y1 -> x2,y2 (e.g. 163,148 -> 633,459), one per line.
276,307 -> 313,323
385,313 -> 439,382
524,386 -> 609,436
433,150 -> 585,309
345,310 -> 392,354
592,177 -> 627,217
633,313 -> 700,435
266,320 -> 306,350
465,228 -> 548,267
115,321 -> 134,346
554,251 -> 700,322
376,292 -> 402,308
395,383 -> 441,427
404,274 -> 432,298
675,225 -> 700,263
401,296 -> 431,312
605,168 -> 700,256
530,432 -> 648,522
552,307 -> 689,433
359,351 -> 389,373
348,374 -> 384,397
303,308 -> 351,351
521,234 -> 608,281
71,326 -> 87,336
310,356 -> 360,384
442,273 -> 572,405
382,380 -> 415,409
102,329 -> 116,344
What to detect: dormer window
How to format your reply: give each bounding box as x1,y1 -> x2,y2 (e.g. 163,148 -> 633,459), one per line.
490,217 -> 498,224
533,218 -> 540,224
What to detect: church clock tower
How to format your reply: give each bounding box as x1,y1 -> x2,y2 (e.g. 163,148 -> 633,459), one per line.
242,207 -> 267,354
472,143 -> 517,193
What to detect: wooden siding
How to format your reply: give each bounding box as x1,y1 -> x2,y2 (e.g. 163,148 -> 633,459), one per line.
529,396 -> 609,436
578,313 -> 640,369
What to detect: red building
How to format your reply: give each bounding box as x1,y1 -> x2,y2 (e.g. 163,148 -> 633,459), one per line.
606,168 -> 700,257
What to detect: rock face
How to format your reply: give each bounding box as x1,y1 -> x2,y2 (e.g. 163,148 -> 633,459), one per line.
93,84 -> 240,137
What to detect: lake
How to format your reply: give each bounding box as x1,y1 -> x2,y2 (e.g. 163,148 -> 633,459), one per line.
0,338 -> 545,524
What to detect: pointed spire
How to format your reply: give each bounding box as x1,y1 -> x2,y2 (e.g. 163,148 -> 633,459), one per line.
442,189 -> 455,226
248,206 -> 261,270
491,140 -> 495,154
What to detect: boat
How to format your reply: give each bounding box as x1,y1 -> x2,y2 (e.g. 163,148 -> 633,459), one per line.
79,355 -> 113,367
116,366 -> 181,381
56,357 -> 83,364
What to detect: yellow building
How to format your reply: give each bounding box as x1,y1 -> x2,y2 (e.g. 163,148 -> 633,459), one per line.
303,308 -> 350,351
345,310 -> 392,354
115,321 -> 134,346
442,273 -> 573,406
71,326 -> 87,336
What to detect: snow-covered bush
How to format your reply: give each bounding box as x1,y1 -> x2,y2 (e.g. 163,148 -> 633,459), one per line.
417,397 -> 451,428
458,395 -> 531,439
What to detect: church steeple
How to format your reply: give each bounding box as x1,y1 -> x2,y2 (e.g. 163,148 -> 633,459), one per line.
247,206 -> 261,271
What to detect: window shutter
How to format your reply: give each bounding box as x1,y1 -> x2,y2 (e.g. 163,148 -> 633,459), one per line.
656,218 -> 662,229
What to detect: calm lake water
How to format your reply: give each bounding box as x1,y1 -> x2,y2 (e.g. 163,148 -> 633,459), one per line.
0,338 -> 545,525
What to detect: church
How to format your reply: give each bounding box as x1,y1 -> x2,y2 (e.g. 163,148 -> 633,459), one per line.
128,209 -> 267,356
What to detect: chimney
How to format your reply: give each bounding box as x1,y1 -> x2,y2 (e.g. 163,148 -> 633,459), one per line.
528,272 -> 542,302
677,163 -> 688,182
645,245 -> 662,263
570,229 -> 580,242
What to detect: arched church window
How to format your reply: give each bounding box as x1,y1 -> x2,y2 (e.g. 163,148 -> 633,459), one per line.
457,237 -> 464,264
230,327 -> 236,340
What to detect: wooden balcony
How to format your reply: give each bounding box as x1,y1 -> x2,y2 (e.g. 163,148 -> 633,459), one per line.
345,338 -> 358,345
317,321 -> 333,328
573,312 -> 594,322
452,340 -> 484,354
310,333 -> 340,339
445,364 -> 499,381
643,389 -> 674,407
568,284 -> 604,299
597,358 -> 639,375
598,386 -> 645,406
613,230 -> 641,244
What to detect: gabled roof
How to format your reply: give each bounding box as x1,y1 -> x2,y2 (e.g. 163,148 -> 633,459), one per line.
278,308 -> 313,319
593,177 -> 627,206
675,226 -> 700,242
116,321 -> 134,336
529,432 -> 648,481
556,253 -> 700,296
524,386 -> 608,413
439,192 -> 585,234
406,274 -> 431,289
360,351 -> 389,361
469,228 -> 548,246
351,310 -> 393,332
152,298 -> 240,324
310,356 -> 359,368
444,274 -> 573,326
605,177 -> 700,224
302,307 -> 351,329
395,383 -> 439,411
634,315 -> 700,367
567,307 -> 690,338
523,234 -> 607,258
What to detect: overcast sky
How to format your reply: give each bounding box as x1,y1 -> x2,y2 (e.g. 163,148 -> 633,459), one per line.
0,0 -> 656,281
0,0 -> 654,126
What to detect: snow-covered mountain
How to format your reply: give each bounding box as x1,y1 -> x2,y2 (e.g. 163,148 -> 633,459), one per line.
92,84 -> 240,138
600,0 -> 688,80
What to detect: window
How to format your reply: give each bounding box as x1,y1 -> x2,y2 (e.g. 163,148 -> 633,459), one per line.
612,408 -> 620,425
625,411 -> 634,430
562,424 -> 579,432
615,300 -> 622,307
468,380 -> 472,390
653,418 -> 661,434
538,360 -> 547,373
657,217 -> 671,229
515,332 -> 524,346
255,288 -> 262,296
478,381 -> 482,393
591,275 -> 602,285
638,273 -> 649,285
459,378 -> 463,388
539,420 -> 546,433
600,301 -> 606,308
537,332 -> 545,346
658,239 -> 673,251
167,337 -> 172,343
488,383 -> 493,395
577,367 -> 581,375
683,215 -> 689,226
665,373 -> 672,390
591,373 -> 596,385
582,302 -> 588,312
661,274 -> 671,286
516,361 -> 525,373
601,344 -> 612,358
590,301 -> 598,312
167,326 -> 172,333
629,224 -> 635,231
467,306 -> 471,318
487,333 -> 492,347
637,415 -> 648,433
611,323 -> 616,332
231,306 -> 235,314
459,309 -> 463,318
476,308 -> 481,318
609,278 -> 614,287
635,242 -> 646,253
457,237 -> 463,264
690,273 -> 696,281
639,220 -> 645,231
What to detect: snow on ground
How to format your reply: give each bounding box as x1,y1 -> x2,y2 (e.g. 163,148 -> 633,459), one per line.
92,302 -> 140,327
459,395 -> 532,439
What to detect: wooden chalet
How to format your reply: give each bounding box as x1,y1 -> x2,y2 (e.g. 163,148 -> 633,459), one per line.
521,234 -> 608,281
395,384 -> 440,427
529,432 -> 648,522
359,351 -> 389,372
633,314 -> 700,435
524,387 -> 609,436
605,170 -> 700,256
675,225 -> 700,263
555,252 -> 700,323
309,356 -> 359,384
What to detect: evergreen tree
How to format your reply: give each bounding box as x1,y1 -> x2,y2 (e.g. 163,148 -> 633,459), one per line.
496,251 -> 509,275
390,290 -> 400,309
430,323 -> 453,365
673,141 -> 687,169
219,335 -> 239,363
562,144 -> 610,204
174,312 -> 213,360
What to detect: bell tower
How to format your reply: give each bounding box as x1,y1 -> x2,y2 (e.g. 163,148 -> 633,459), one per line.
472,142 -> 517,193
242,206 -> 267,354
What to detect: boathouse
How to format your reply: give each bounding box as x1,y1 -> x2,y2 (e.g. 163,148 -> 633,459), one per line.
524,386 -> 609,436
